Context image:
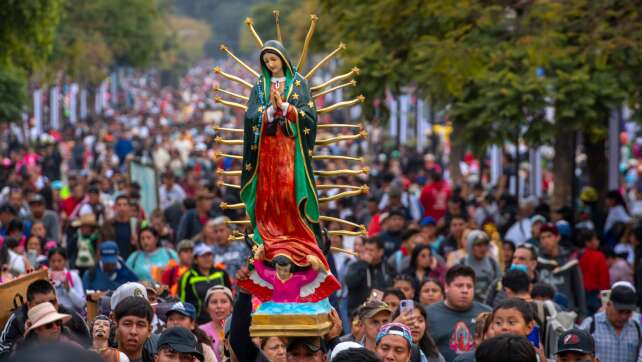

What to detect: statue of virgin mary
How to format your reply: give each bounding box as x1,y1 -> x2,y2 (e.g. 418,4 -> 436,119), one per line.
240,40 -> 337,293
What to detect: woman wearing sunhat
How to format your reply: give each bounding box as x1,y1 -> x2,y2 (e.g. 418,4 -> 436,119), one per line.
21,302 -> 79,348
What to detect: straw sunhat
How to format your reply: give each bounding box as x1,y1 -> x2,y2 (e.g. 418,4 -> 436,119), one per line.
25,302 -> 71,335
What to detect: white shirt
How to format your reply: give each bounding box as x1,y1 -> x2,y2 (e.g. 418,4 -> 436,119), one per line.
505,218 -> 532,246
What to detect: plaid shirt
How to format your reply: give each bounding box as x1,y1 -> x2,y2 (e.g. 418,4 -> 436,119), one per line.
580,312 -> 642,362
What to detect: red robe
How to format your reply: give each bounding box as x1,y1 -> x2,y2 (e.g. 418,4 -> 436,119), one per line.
255,98 -> 329,271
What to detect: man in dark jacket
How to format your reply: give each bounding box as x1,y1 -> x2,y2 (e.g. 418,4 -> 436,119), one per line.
537,223 -> 587,317
82,241 -> 139,291
176,190 -> 213,241
345,236 -> 395,314
100,195 -> 134,260
0,280 -> 90,359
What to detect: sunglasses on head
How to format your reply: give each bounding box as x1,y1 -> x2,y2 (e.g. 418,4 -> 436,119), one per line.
42,320 -> 62,329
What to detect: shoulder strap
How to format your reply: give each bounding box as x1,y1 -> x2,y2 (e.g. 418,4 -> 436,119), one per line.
133,251 -> 141,270
535,301 -> 545,325
633,318 -> 642,358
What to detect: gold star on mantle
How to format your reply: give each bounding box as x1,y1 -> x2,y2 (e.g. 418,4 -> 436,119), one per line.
308,101 -> 315,108
252,126 -> 259,133
299,110 -> 305,118
304,128 -> 311,135
294,80 -> 301,87
251,144 -> 258,151
258,106 -> 263,112
245,163 -> 253,171
291,93 -> 299,101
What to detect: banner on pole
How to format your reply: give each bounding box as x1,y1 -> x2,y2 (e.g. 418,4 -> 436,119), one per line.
128,161 -> 159,218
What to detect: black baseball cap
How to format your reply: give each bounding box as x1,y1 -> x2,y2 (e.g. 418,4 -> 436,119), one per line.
0,204 -> 16,214
556,329 -> 595,355
157,327 -> 204,361
287,337 -> 327,353
610,285 -> 637,311
28,194 -> 45,204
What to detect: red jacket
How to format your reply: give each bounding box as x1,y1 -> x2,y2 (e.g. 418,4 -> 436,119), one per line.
419,180 -> 451,221
579,248 -> 610,291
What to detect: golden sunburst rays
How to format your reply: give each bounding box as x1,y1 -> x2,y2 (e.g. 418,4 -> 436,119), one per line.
313,79 -> 357,99
317,95 -> 365,114
310,67 -> 360,92
212,11 -> 371,247
304,42 -> 347,80
298,14 -> 319,70
245,17 -> 263,47
212,67 -> 252,89
219,44 -> 259,78
273,10 -> 283,43
214,11 -> 366,117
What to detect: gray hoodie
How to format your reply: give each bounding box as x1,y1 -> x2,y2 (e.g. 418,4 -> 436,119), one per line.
459,230 -> 501,302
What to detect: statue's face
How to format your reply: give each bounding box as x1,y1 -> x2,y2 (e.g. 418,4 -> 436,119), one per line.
263,52 -> 284,76
93,319 -> 110,339
275,263 -> 291,279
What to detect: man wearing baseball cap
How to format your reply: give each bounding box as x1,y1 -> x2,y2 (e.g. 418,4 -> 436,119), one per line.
375,322 -> 413,362
580,283 -> 641,362
155,327 -> 204,362
82,241 -> 139,291
287,337 -> 327,362
164,302 -> 217,362
343,300 -> 392,352
555,329 -> 598,362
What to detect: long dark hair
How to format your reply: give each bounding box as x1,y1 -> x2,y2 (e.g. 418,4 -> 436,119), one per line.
409,244 -> 432,272
138,226 -> 159,250
391,305 -> 440,358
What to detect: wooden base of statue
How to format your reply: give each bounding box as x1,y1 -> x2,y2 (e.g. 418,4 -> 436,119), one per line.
250,310 -> 332,337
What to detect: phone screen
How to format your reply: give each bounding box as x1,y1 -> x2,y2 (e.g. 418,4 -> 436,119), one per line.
527,325 -> 540,348
400,299 -> 415,315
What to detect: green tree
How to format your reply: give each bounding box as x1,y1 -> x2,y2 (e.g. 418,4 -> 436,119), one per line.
0,0 -> 64,122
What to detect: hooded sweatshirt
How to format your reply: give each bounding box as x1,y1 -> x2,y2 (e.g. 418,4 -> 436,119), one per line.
459,230 -> 501,302
537,246 -> 588,318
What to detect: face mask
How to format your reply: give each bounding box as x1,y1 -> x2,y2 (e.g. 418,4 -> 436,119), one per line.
509,264 -> 528,273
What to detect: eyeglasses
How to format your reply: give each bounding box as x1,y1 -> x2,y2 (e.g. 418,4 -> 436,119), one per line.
43,320 -> 62,329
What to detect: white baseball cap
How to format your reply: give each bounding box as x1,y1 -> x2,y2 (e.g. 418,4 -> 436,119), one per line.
330,341 -> 364,361
110,282 -> 149,310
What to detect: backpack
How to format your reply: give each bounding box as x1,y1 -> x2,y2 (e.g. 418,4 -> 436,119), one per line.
533,300 -> 577,358
75,234 -> 95,268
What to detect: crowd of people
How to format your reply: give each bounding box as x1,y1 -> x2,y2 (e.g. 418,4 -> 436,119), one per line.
1,59 -> 642,362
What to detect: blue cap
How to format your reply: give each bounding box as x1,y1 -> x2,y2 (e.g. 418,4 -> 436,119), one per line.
99,241 -> 119,264
166,302 -> 196,320
421,216 -> 436,226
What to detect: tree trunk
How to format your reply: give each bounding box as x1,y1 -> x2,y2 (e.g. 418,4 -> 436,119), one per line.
552,128 -> 575,208
584,128 -> 608,208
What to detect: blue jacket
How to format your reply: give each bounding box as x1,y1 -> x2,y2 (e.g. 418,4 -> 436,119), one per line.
82,259 -> 139,291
